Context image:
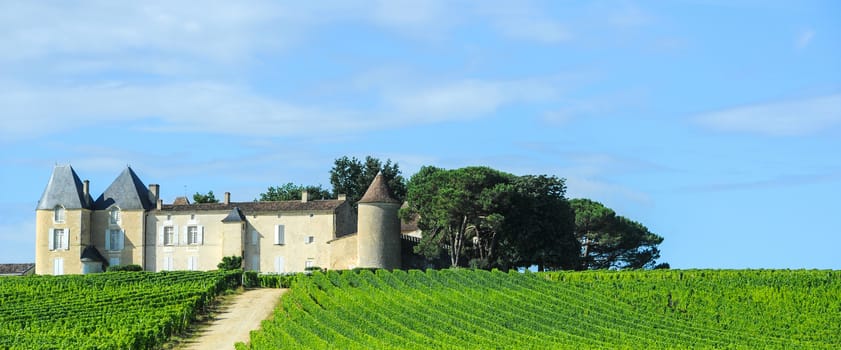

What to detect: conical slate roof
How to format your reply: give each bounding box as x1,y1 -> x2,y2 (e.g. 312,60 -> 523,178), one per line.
358,172 -> 400,204
36,165 -> 92,210
80,245 -> 106,262
94,167 -> 155,210
221,206 -> 246,223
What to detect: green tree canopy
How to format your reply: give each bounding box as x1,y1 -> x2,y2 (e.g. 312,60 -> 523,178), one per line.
329,155 -> 407,205
258,183 -> 331,202
570,198 -> 664,269
193,191 -> 219,204
403,166 -> 579,270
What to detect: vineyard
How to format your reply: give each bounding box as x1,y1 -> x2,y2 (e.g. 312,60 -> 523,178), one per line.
0,270 -> 239,349
239,269 -> 840,349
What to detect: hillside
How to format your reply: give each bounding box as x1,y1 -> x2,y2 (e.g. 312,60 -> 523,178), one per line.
239,269 -> 840,349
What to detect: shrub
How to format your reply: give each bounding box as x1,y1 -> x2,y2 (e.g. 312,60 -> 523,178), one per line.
107,264 -> 143,272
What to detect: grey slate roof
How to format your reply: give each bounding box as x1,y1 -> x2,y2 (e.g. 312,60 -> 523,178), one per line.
94,167 -> 155,210
358,172 -> 400,204
221,206 -> 246,223
36,165 -> 92,210
80,246 -> 106,263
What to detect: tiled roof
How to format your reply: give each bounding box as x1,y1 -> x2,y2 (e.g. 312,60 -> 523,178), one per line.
160,200 -> 347,213
359,172 -> 400,204
0,263 -> 35,275
94,167 -> 155,210
36,165 -> 92,210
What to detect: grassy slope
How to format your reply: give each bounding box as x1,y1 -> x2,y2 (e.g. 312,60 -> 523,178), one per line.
0,271 -> 238,349
240,269 -> 840,349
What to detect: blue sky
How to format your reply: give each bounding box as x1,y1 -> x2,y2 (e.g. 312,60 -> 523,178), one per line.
1,1 -> 839,268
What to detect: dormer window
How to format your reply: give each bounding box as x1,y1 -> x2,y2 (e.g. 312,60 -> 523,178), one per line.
109,207 -> 121,225
54,206 -> 65,223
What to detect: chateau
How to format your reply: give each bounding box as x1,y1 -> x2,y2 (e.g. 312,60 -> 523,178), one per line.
35,165 -> 402,275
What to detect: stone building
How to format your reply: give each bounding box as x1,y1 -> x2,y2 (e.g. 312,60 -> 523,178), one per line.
35,165 -> 402,275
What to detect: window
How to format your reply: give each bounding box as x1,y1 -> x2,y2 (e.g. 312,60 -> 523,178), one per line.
305,259 -> 315,269
107,229 -> 123,251
53,258 -> 64,275
250,256 -> 260,271
109,207 -> 120,224
54,205 -> 65,223
305,236 -> 315,244
163,226 -> 175,246
274,256 -> 285,273
274,225 -> 285,245
250,229 -> 258,245
187,226 -> 202,245
163,256 -> 173,271
50,228 -> 68,250
109,257 -> 120,267
187,256 -> 198,270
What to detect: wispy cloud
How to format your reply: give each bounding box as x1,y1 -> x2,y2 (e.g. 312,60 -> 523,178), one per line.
693,94 -> 841,136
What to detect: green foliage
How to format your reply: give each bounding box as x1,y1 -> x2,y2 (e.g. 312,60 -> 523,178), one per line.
193,190 -> 219,203
329,155 -> 407,205
238,269 -> 840,349
106,264 -> 143,272
0,270 -> 241,349
258,183 -> 331,201
217,256 -> 243,270
570,198 -> 664,269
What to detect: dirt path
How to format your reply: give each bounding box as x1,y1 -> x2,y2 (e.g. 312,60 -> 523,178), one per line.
181,288 -> 287,350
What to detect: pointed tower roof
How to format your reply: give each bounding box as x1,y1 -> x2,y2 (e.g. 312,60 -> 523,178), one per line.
358,172 -> 400,204
36,165 -> 92,210
94,167 -> 155,210
221,206 -> 246,223
80,246 -> 106,263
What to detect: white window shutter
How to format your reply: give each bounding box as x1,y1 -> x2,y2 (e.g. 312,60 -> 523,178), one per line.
119,230 -> 125,250
48,229 -> 55,251
105,230 -> 111,251
274,256 -> 284,273
63,229 -> 69,250
198,226 -> 204,245
158,226 -> 164,246
274,225 -> 285,245
180,226 -> 187,245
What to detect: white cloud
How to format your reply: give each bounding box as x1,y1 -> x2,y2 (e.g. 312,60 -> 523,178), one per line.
795,29 -> 815,50
0,73 -> 564,142
386,78 -> 558,121
693,94 -> 841,136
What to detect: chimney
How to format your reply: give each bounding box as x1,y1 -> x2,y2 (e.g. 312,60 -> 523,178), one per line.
156,199 -> 162,210
224,192 -> 231,205
83,180 -> 90,198
149,184 -> 160,202
301,190 -> 309,203
338,194 -> 347,201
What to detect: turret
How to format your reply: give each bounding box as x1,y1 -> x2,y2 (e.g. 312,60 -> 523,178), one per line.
356,172 -> 401,269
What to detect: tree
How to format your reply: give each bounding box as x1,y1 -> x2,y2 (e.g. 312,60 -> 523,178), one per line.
570,198 -> 664,269
494,175 -> 580,271
329,156 -> 407,205
193,191 -> 219,204
258,183 -> 331,201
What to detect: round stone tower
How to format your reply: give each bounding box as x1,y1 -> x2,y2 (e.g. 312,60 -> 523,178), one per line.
357,172 -> 401,269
